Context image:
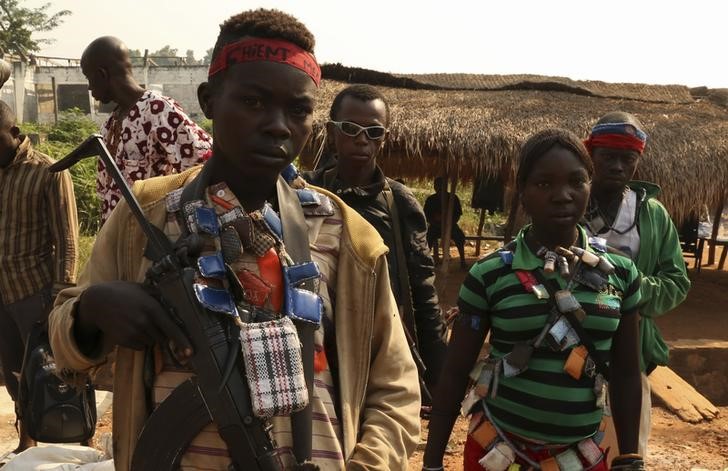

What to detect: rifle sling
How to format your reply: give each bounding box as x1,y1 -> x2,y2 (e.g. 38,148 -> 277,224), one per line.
276,176 -> 316,465
381,185 -> 417,341
382,185 -> 433,402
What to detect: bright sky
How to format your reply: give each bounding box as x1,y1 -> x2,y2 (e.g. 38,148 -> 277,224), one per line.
31,0 -> 728,88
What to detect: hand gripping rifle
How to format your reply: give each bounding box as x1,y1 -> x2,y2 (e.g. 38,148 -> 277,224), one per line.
50,135 -> 283,470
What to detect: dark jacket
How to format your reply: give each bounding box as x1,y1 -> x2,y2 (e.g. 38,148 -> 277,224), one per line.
304,165 -> 447,387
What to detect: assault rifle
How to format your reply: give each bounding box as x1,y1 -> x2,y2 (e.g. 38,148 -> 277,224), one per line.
50,135 -> 283,470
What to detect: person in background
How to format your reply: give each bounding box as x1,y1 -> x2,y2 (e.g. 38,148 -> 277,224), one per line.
582,111 -> 690,456
424,129 -> 644,470
0,101 -> 77,463
80,36 -> 212,222
424,176 -> 467,268
303,84 -> 447,399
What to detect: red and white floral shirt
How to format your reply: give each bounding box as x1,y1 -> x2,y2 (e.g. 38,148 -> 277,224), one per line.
98,90 -> 212,222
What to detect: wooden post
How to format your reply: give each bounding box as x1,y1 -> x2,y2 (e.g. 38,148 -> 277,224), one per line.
475,208 -> 486,256
142,49 -> 150,89
439,172 -> 459,273
51,76 -> 58,124
12,61 -> 26,123
708,188 -> 726,266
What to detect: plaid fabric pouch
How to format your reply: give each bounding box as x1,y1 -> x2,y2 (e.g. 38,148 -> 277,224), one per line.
239,316 -> 309,418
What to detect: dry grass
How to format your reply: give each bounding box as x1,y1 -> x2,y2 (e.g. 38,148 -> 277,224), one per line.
395,72 -> 696,104
301,80 -> 728,226
78,235 -> 95,273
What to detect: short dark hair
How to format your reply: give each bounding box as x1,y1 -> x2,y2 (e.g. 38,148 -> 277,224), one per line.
209,9 -> 315,88
433,176 -> 446,192
516,128 -> 593,192
329,84 -> 390,125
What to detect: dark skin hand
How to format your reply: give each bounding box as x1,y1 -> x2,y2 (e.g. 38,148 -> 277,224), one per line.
74,281 -> 193,361
423,314 -> 489,467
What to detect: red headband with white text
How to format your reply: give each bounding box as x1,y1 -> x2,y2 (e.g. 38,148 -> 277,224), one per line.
584,122 -> 647,155
208,38 -> 321,86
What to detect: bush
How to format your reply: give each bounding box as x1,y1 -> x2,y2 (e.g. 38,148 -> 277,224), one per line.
22,109 -> 101,235
47,108 -> 99,143
197,117 -> 213,135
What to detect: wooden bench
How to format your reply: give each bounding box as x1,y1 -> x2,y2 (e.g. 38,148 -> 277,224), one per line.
695,237 -> 728,272
465,235 -> 505,256
430,235 -> 505,261
465,235 -> 504,243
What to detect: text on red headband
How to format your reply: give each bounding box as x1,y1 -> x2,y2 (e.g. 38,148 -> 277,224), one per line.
208,38 -> 321,86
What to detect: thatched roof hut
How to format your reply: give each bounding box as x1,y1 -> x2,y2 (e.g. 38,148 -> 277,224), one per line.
302,67 -> 728,225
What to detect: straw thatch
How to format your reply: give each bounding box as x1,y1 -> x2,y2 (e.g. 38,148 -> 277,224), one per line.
394,73 -> 696,104
302,71 -> 728,225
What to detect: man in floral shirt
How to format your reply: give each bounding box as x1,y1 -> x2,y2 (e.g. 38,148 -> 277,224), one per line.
81,36 -> 212,222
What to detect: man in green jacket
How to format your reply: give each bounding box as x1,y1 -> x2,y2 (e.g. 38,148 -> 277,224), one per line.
582,111 -> 690,455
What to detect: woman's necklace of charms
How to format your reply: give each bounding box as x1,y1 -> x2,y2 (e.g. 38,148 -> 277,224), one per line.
528,230 -> 579,280
526,229 -> 616,305
464,232 -> 617,412
534,243 -> 614,284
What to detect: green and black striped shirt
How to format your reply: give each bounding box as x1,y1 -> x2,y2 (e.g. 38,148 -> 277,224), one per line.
459,226 -> 640,444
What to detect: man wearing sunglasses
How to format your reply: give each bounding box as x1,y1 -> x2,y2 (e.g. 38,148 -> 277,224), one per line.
304,84 -> 447,402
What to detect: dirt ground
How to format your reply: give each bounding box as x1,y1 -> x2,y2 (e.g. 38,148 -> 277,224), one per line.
2,244 -> 727,469
408,243 -> 728,470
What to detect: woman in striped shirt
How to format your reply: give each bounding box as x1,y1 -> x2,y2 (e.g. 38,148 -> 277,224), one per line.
423,129 -> 644,470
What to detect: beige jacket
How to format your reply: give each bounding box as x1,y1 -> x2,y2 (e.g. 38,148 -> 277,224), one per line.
49,167 -> 420,470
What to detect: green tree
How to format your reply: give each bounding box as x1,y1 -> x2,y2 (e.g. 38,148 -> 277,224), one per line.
127,48 -> 143,66
151,45 -> 177,57
21,109 -> 102,235
202,47 -> 213,65
184,49 -> 198,65
147,45 -> 180,66
0,0 -> 71,59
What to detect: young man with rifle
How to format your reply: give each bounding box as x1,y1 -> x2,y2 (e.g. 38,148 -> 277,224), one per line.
48,9 -> 419,470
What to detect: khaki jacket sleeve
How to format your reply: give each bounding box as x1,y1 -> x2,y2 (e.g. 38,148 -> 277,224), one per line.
347,255 -> 421,470
49,200 -> 129,374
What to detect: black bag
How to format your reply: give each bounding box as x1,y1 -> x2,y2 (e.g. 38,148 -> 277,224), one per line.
18,322 -> 97,443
